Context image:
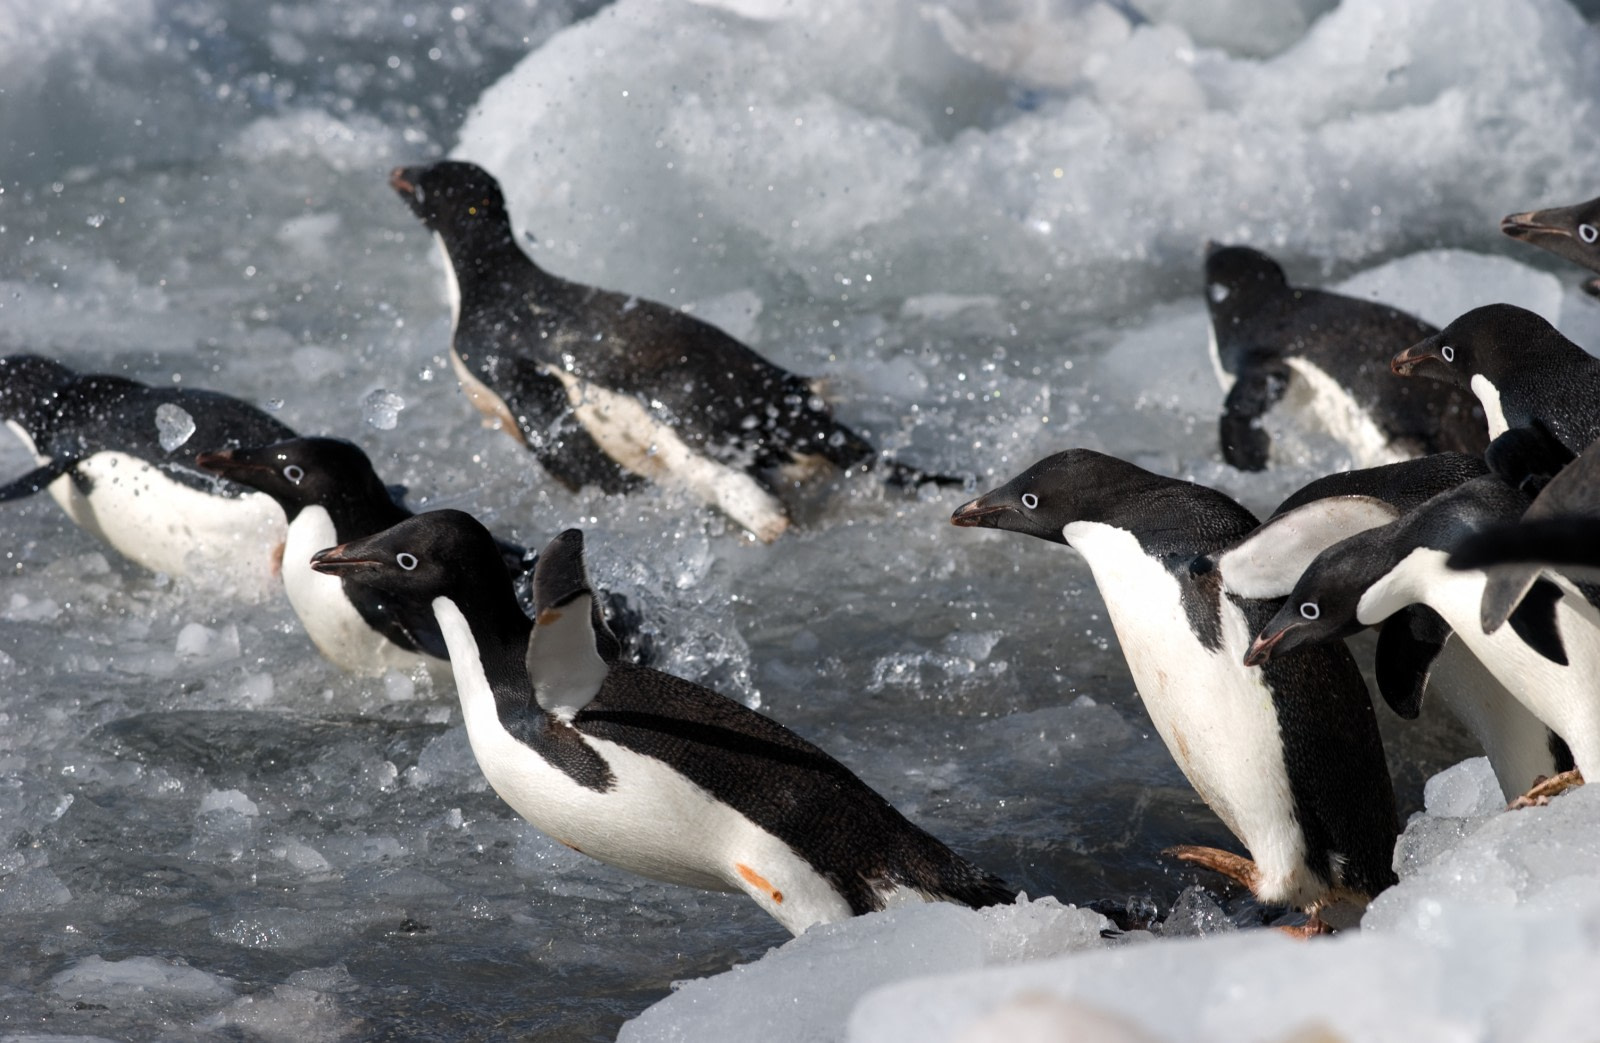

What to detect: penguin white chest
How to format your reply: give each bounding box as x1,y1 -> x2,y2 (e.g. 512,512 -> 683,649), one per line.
1283,358 -> 1408,468
1468,374 -> 1510,439
540,367 -> 790,543
430,599 -> 850,934
281,508 -> 430,676
1063,521 -> 1308,899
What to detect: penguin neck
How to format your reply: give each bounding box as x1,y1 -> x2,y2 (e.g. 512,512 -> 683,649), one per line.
430,589 -> 537,723
433,219 -> 558,299
1356,546 -> 1455,626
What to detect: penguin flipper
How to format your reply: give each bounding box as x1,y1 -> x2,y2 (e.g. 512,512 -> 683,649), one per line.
1448,517 -> 1600,630
1506,578 -> 1569,666
1485,422 -> 1574,497
500,367 -> 642,495
526,530 -> 614,717
1219,361 -> 1290,471
0,459 -> 75,502
1216,496 -> 1399,599
1373,606 -> 1450,720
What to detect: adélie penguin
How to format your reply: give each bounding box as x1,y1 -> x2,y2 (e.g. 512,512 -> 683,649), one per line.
310,512 -> 1015,934
1211,453 -> 1570,803
1391,304 -> 1600,454
198,436 -> 650,677
1202,243 -> 1486,471
952,450 -> 1399,929
1246,476 -> 1597,805
0,354 -> 293,594
1502,195 -> 1600,295
390,160 -> 960,543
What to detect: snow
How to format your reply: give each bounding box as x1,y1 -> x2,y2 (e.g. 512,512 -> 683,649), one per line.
4,0 -> 1600,1037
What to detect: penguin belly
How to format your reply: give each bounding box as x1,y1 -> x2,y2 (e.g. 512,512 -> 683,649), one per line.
1367,549 -> 1600,780
1064,521 -> 1318,908
1427,636 -> 1568,801
41,446 -> 284,597
542,368 -> 790,543
1282,358 -> 1409,468
433,599 -> 852,934
281,508 -> 433,677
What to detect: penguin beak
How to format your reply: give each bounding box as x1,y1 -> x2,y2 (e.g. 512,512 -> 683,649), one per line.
1390,337 -> 1443,376
195,449 -> 270,479
1243,625 -> 1295,667
389,167 -> 418,196
1500,210 -> 1568,242
950,495 -> 1012,528
310,543 -> 383,576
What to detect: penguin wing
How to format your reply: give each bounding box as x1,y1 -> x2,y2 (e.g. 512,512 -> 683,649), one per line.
1373,605 -> 1450,719
498,363 -> 641,494
1219,357 -> 1291,471
0,459 -> 76,502
1215,496 -> 1400,599
1448,517 -> 1600,631
1505,578 -> 1569,666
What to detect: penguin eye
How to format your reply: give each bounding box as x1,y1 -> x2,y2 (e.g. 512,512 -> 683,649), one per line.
1299,602 -> 1321,620
396,552 -> 419,571
1021,492 -> 1040,510
1440,346 -> 1455,363
283,464 -> 305,484
1581,223 -> 1598,244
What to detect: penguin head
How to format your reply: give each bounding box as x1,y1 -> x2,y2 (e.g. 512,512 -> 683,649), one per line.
310,509 -> 506,604
0,354 -> 75,428
1390,303 -> 1565,386
952,450 -> 1157,544
1202,243 -> 1291,320
1243,550 -> 1370,666
1502,195 -> 1600,273
197,437 -> 388,521
390,160 -> 512,238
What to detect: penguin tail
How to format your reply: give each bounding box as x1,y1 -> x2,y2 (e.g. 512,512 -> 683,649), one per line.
897,851 -> 1017,910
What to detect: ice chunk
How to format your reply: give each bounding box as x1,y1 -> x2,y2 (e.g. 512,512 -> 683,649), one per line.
174,622 -> 242,663
51,955 -> 236,1005
154,403 -> 196,453
1422,757 -> 1503,819
363,389 -> 406,431
199,789 -> 260,817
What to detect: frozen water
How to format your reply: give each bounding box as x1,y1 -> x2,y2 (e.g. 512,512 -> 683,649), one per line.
154,403 -> 196,453
361,388 -> 406,431
5,0 -> 1600,1038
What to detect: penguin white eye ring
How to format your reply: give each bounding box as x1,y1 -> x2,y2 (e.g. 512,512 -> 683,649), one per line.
283,464 -> 305,484
1440,346 -> 1455,363
396,552 -> 419,571
1021,493 -> 1040,510
1581,223 -> 1598,244
1299,601 -> 1320,620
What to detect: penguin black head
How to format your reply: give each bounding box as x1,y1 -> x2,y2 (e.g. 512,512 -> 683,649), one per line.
390,160 -> 512,238
197,437 -> 389,521
1202,243 -> 1291,323
1502,196 -> 1600,280
1390,303 -> 1571,387
0,354 -> 75,427
951,450 -> 1101,544
310,509 -> 507,604
1243,547 -> 1373,666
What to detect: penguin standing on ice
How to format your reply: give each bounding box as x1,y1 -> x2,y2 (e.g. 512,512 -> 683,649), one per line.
311,513 -> 1014,934
1202,243 -> 1486,471
1212,453 -> 1571,802
1246,476 -> 1599,805
952,450 -> 1398,929
1502,195 -> 1600,295
198,436 -> 650,676
389,160 -> 958,543
1391,304 -> 1600,454
0,354 -> 293,592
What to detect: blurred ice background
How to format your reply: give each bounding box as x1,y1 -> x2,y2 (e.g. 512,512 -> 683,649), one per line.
3,0 -> 1600,1039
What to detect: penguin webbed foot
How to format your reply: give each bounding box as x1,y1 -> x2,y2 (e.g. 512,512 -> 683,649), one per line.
1507,769 -> 1584,810
1162,844 -> 1261,892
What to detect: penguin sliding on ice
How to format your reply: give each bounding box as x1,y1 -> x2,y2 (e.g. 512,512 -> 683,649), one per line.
952,450 -> 1398,931
311,513 -> 1014,934
1502,194 -> 1600,295
390,160 -> 960,544
0,354 -> 293,593
1202,243 -> 1486,471
1212,454 -> 1571,803
198,436 -> 650,677
1246,476 -> 1599,806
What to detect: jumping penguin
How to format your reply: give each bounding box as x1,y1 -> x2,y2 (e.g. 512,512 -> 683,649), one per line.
390,160 -> 959,543
1202,243 -> 1486,471
952,450 -> 1398,930
311,512 -> 1015,934
1246,476 -> 1598,805
0,354 -> 293,593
